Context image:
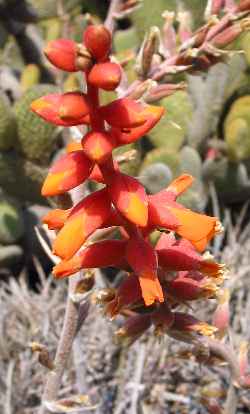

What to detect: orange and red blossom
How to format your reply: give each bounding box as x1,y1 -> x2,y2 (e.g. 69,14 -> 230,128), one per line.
41,151 -> 93,196
106,274 -> 144,317
148,176 -> 222,252
156,233 -> 225,279
53,239 -> 128,278
52,189 -> 112,260
42,208 -> 71,230
82,131 -> 118,164
34,23 -> 226,346
126,235 -> 164,306
30,92 -> 90,126
99,98 -> 148,128
108,172 -> 148,227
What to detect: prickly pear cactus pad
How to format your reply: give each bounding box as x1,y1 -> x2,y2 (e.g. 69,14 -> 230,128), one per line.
140,147 -> 181,177
14,85 -> 59,164
26,0 -> 81,19
0,92 -> 17,151
132,0 -> 176,40
224,96 -> 250,161
148,92 -> 193,151
0,151 -> 46,204
0,200 -> 24,245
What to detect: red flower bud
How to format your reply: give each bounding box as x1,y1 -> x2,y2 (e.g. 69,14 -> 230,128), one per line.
167,312 -> 217,343
156,233 -> 225,280
44,39 -> 78,72
41,151 -> 93,196
99,98 -> 148,128
166,275 -> 218,302
108,172 -> 148,227
126,235 -> 164,306
83,25 -> 111,61
82,131 -> 118,164
31,93 -> 90,126
151,304 -> 174,334
53,189 -> 112,260
58,92 -> 90,121
106,274 -> 143,317
53,239 -> 127,278
115,314 -> 151,344
88,62 -> 122,91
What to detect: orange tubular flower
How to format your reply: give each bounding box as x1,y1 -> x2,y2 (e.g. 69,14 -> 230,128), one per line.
106,274 -> 143,317
41,151 -> 93,196
148,175 -> 222,252
111,105 -> 165,145
82,131 -> 118,164
31,93 -> 90,126
109,172 -> 148,227
34,23 -> 226,346
156,233 -> 224,279
99,98 -> 148,128
126,235 -> 164,306
53,189 -> 112,260
53,239 -> 128,278
42,208 -> 72,230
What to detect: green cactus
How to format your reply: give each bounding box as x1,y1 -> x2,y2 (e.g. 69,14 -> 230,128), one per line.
0,200 -> 24,245
180,146 -> 202,178
132,0 -> 176,40
224,96 -> 250,161
26,0 -> 81,19
0,151 -> 46,204
113,143 -> 141,176
140,147 -> 181,176
148,91 -> 193,151
203,157 -> 250,203
139,162 -> 173,194
239,31 -> 250,66
0,245 -> 23,267
14,84 -> 59,164
132,0 -> 207,41
180,1 -> 207,29
114,27 -> 140,52
20,64 -> 41,92
63,73 -> 81,92
0,92 -> 17,151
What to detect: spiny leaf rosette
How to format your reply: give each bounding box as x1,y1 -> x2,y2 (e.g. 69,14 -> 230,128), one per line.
32,25 -> 226,345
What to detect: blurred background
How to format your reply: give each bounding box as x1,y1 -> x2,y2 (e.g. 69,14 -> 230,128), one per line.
0,1 -> 250,413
